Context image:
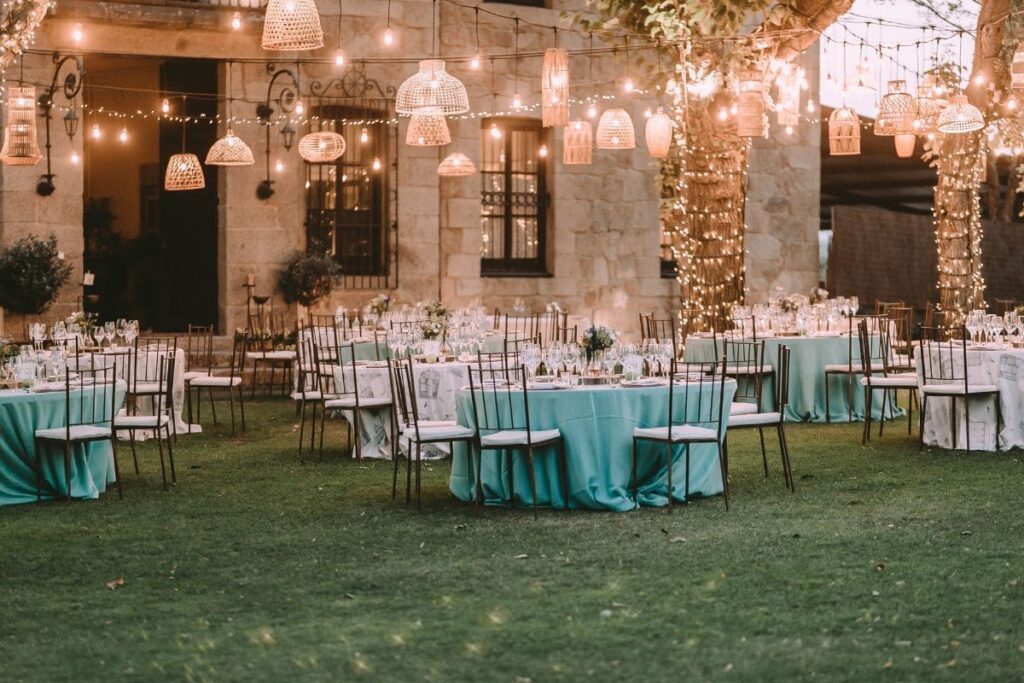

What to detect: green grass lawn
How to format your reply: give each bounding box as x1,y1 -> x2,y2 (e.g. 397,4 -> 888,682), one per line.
2,397 -> 1023,682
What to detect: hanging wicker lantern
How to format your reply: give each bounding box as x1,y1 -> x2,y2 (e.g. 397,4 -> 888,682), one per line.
645,108 -> 673,158
775,65 -> 802,127
261,0 -> 323,51
164,153 -> 205,191
914,74 -> 948,135
298,131 -> 346,163
937,94 -> 985,134
206,129 -> 255,166
874,80 -> 917,136
736,69 -> 766,138
563,119 -> 592,165
396,60 -> 470,116
438,151 -> 476,177
541,48 -> 570,128
596,108 -> 635,149
1012,41 -> 1024,90
405,107 -> 450,146
0,86 -> 41,166
828,106 -> 861,156
894,134 -> 916,158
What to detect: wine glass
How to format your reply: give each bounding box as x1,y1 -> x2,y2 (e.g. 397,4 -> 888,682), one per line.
544,341 -> 562,377
965,311 -> 982,343
562,343 -> 579,376
603,345 -> 619,377
522,342 -> 541,380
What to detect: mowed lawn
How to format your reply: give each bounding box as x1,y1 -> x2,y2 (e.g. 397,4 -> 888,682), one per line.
2,397 -> 1023,682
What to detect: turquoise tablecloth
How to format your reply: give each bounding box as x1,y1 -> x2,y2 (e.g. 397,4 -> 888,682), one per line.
684,335 -> 895,423
0,382 -> 127,506
450,380 -> 736,511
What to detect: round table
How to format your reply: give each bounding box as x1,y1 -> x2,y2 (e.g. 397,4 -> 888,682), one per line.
450,379 -> 736,511
684,334 -> 893,423
916,344 -> 1024,451
0,381 -> 127,506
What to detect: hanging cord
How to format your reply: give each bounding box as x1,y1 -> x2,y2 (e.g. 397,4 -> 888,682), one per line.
181,95 -> 187,152
513,18 -> 520,100
588,32 -> 595,105
431,0 -> 437,58
474,7 -> 480,57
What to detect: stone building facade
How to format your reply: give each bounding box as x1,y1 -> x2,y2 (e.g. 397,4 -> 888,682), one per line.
0,0 -> 820,337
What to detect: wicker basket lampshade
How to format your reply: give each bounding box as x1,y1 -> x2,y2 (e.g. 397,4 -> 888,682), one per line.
596,108 -> 635,149
874,80 -> 917,136
164,153 -> 205,191
937,94 -> 985,134
541,48 -> 570,128
894,134 -> 916,158
396,60 -> 470,116
1012,41 -> 1024,90
437,151 -> 476,177
828,106 -> 861,156
736,70 -> 766,138
205,129 -> 256,166
914,74 -> 948,135
261,0 -> 323,51
563,119 -> 592,165
644,108 -> 673,158
298,131 -> 346,163
405,107 -> 451,146
0,86 -> 41,166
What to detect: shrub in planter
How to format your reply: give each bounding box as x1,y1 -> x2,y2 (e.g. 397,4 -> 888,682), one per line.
277,251 -> 341,308
0,235 -> 73,316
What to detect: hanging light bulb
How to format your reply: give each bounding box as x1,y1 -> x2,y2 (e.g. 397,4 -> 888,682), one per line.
785,125 -> 794,135
511,92 -> 522,110
72,22 -> 84,44
119,126 -> 128,143
643,108 -> 652,119
470,54 -> 481,70
334,48 -> 345,67
294,100 -> 304,115
91,123 -> 102,140
372,156 -> 382,171
231,11 -> 241,31
623,77 -> 634,94
70,151 -> 80,164
383,28 -> 395,47
161,98 -> 170,114
360,127 -> 369,144
275,159 -> 284,173
586,103 -> 597,119
489,122 -> 502,139
973,72 -> 986,86
806,99 -> 816,113
538,144 -> 548,158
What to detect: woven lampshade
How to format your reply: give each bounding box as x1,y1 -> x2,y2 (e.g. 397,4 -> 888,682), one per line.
828,106 -> 861,156
644,109 -> 673,158
563,119 -> 592,165
261,0 -> 323,51
438,152 -> 476,177
405,108 -> 450,146
937,94 -> 985,134
596,108 -> 635,150
205,129 -> 255,166
396,60 -> 470,116
541,48 -> 570,128
1012,41 -> 1024,90
914,74 -> 947,134
0,86 -> 41,166
298,131 -> 346,162
736,70 -> 766,138
894,134 -> 916,158
874,80 -> 917,136
164,153 -> 205,191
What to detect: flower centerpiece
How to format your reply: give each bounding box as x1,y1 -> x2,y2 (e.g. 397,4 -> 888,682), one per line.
809,287 -> 829,304
368,293 -> 391,317
582,324 -> 618,361
418,301 -> 450,361
779,293 -> 809,313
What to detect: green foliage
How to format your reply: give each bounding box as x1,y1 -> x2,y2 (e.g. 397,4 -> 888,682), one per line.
0,235 -> 73,316
276,250 -> 341,307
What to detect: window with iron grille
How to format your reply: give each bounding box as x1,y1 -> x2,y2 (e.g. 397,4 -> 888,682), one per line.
480,117 -> 549,277
306,103 -> 397,289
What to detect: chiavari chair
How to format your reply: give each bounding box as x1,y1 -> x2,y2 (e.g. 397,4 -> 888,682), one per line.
824,314 -> 884,423
183,324 -> 213,426
292,323 -> 324,460
113,351 -> 177,489
857,318 -> 919,443
188,331 -> 246,436
874,300 -> 905,315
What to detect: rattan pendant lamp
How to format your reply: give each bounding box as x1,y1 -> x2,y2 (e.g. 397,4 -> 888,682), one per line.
396,0 -> 469,116
206,63 -> 255,166
165,96 -> 205,191
261,0 -> 324,51
0,85 -> 42,166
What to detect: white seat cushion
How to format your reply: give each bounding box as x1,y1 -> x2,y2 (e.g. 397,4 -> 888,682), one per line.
633,425 -> 719,442
859,374 -> 918,388
728,411 -> 783,428
183,370 -> 207,381
729,402 -> 759,416
921,383 -> 998,395
131,381 -> 162,394
324,395 -> 392,409
247,350 -> 297,361
402,423 -> 476,441
725,364 -> 774,375
824,362 -> 886,373
481,429 -> 561,447
290,390 -> 323,401
35,425 -> 111,441
189,375 -> 242,388
114,414 -> 170,429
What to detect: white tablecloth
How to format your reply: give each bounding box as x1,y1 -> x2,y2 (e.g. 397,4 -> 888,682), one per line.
331,361 -> 471,459
916,345 -> 1024,451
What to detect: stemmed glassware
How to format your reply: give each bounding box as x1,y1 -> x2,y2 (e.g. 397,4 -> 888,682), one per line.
522,342 -> 541,381
965,310 -> 983,343
562,343 -> 579,376
544,341 -> 562,377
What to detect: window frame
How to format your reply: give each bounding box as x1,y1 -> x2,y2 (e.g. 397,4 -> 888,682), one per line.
479,116 -> 551,278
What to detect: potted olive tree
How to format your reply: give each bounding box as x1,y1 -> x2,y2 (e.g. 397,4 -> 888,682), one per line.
277,250 -> 341,328
0,235 -> 73,336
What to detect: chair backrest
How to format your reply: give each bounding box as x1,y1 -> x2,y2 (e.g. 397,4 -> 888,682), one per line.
640,313 -> 677,353
227,331 -> 247,378
774,345 -> 791,413
542,311 -> 568,347
388,356 -> 418,433
919,324 -> 969,388
62,360 -> 120,436
875,300 -> 905,315
467,359 -> 531,436
843,314 -> 883,370
294,322 -> 319,397
153,352 -> 176,418
503,314 -> 540,341
504,335 -> 539,359
390,319 -> 428,335
665,360 -> 728,438
557,324 -> 578,345
185,324 -> 214,375
723,339 -> 766,411
882,309 -> 915,374
476,350 -> 519,382
131,336 -> 176,392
